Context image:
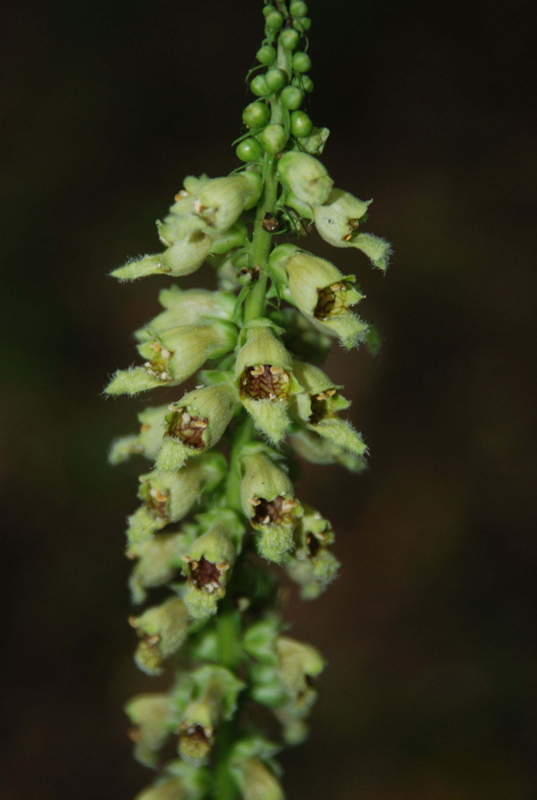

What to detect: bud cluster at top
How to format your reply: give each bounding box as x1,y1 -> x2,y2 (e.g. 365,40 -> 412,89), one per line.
106,2 -> 392,799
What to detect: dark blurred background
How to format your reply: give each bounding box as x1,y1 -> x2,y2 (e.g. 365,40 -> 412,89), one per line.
2,0 -> 536,798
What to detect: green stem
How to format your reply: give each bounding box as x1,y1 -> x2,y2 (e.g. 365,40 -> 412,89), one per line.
214,33 -> 289,800
242,41 -> 286,325
213,605 -> 241,800
225,412 -> 254,513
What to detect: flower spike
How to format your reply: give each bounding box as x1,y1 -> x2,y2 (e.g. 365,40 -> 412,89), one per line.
107,3 -> 392,798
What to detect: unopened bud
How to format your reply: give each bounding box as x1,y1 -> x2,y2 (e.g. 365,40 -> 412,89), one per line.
130,598 -> 189,676
156,383 -> 239,472
277,151 -> 333,207
240,448 -> 302,562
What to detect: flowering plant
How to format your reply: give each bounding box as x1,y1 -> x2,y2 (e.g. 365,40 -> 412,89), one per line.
106,2 -> 391,798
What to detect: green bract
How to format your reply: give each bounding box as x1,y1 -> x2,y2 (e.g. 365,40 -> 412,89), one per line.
107,2 -> 392,798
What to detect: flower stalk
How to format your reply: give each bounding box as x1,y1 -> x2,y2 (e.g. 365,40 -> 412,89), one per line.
107,2 -> 391,798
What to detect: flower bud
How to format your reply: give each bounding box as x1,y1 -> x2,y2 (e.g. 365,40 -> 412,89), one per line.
178,666 -> 245,764
275,249 -> 368,349
235,321 -> 300,444
105,322 -> 237,396
127,453 -> 227,545
130,597 -> 190,675
277,151 -> 333,207
275,636 -> 325,717
313,189 -> 392,271
125,693 -> 175,768
135,288 -> 235,343
156,383 -> 239,472
285,506 -> 340,599
231,758 -> 284,800
290,427 -> 367,472
182,511 -> 245,619
127,526 -> 197,604
194,174 -> 262,235
291,360 -> 367,458
109,405 -> 168,465
240,448 -> 302,562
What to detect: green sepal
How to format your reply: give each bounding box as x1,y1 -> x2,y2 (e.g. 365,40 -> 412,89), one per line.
243,616 -> 282,665
296,126 -> 330,155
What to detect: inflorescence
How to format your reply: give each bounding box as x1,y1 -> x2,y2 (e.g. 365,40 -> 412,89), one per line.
107,2 -> 391,798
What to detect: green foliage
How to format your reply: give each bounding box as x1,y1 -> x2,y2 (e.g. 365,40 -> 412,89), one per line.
107,2 -> 391,798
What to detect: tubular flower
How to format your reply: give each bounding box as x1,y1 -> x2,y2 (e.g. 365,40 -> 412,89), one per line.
105,322 -> 237,396
109,405 -> 169,465
229,737 -> 283,800
271,246 -> 368,349
127,453 -> 226,545
291,359 -> 367,459
235,321 -> 301,444
182,511 -> 245,620
239,446 -> 302,563
177,666 -> 245,764
127,526 -> 198,605
313,188 -> 392,271
156,383 -> 240,472
130,598 -> 190,676
284,506 -> 340,600
135,288 -> 236,343
125,693 -> 177,768
107,3 -> 392,798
